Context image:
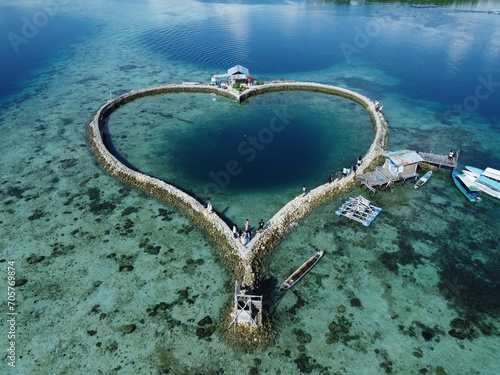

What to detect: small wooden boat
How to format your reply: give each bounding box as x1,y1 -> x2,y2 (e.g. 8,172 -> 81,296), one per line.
452,171 -> 482,203
414,171 -> 432,189
279,251 -> 324,291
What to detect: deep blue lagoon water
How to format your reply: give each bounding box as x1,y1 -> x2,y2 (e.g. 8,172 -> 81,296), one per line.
107,92 -> 373,221
1,0 -> 499,374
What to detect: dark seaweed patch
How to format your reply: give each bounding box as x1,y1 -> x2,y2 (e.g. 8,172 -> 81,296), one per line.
438,256 -> 500,317
196,325 -> 215,340
89,201 -> 116,215
379,240 -> 423,274
292,328 -> 312,344
448,318 -> 478,340
350,297 -> 362,308
75,77 -> 98,85
119,65 -> 139,71
28,209 -> 45,221
7,186 -> 27,198
157,208 -> 175,221
60,158 -> 78,169
61,118 -> 73,126
87,188 -> 100,201
198,316 -> 213,326
121,206 -> 139,216
26,254 -> 45,264
143,244 -> 161,255
287,290 -> 307,315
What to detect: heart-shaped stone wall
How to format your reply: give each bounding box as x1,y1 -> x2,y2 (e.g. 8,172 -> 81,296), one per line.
88,81 -> 388,286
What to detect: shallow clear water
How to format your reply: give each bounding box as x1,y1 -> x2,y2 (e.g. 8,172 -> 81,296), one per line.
0,0 -> 499,374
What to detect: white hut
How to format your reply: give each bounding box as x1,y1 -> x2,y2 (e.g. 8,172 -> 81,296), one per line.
227,65 -> 250,84
382,150 -> 423,178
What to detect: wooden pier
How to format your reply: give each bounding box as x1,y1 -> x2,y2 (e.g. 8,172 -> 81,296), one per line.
417,151 -> 458,169
357,166 -> 418,193
357,149 -> 458,193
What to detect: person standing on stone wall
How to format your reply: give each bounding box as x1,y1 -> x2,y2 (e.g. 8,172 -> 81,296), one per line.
259,219 -> 265,232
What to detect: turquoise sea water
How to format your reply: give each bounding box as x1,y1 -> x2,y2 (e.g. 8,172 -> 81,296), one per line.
1,0 -> 499,374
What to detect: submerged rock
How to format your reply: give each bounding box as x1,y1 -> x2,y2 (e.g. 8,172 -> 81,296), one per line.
326,334 -> 339,344
350,297 -> 362,307
15,279 -> 28,287
293,328 -> 312,344
329,323 -> 342,333
118,265 -> 134,272
123,324 -> 136,334
27,210 -> 45,221
196,326 -> 215,340
198,316 -> 213,326
158,302 -> 168,311
26,255 -> 45,264
143,244 -> 161,255
448,318 -> 477,340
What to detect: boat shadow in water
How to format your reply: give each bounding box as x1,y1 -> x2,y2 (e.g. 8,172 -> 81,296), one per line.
257,277 -> 288,315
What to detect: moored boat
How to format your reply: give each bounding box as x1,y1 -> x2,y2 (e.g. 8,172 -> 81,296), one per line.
414,170 -> 432,189
279,251 -> 324,291
411,4 -> 439,8
452,171 -> 482,203
463,166 -> 500,200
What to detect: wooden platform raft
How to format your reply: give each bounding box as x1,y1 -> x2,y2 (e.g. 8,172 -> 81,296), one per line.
335,196 -> 382,226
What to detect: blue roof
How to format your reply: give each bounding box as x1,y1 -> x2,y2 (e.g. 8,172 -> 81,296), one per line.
227,65 -> 249,76
383,150 -> 423,166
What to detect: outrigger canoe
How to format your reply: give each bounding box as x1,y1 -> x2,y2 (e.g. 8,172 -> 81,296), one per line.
414,171 -> 432,189
279,251 -> 324,291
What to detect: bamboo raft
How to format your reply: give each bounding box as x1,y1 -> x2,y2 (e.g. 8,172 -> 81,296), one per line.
335,196 -> 382,226
279,251 -> 324,291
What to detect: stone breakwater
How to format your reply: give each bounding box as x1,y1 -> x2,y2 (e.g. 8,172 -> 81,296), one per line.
87,82 -> 388,287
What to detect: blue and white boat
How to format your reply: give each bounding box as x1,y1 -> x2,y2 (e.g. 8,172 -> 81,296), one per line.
452,171 -> 482,203
463,166 -> 500,200
414,170 -> 432,189
488,9 -> 500,14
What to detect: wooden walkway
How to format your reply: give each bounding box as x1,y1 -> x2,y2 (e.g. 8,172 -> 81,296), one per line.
357,151 -> 458,193
357,167 -> 419,193
417,151 -> 458,169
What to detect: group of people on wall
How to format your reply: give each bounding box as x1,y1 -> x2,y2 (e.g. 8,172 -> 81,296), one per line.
327,156 -> 363,184
232,219 -> 265,246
